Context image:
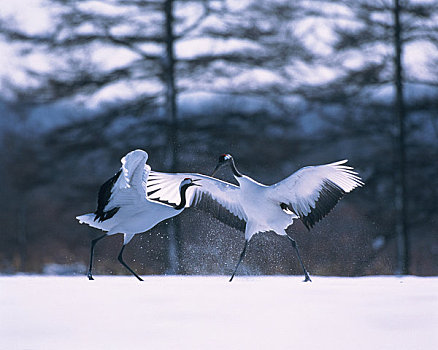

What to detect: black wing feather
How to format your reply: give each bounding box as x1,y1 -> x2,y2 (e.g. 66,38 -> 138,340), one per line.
94,169 -> 122,222
300,180 -> 345,230
191,190 -> 246,232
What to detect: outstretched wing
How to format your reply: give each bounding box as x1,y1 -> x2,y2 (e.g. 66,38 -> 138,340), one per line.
269,160 -> 363,230
147,171 -> 247,231
117,149 -> 150,200
94,149 -> 150,222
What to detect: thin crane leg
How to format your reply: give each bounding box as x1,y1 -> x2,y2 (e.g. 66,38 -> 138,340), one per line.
87,233 -> 107,280
229,240 -> 249,282
286,234 -> 312,282
117,244 -> 143,281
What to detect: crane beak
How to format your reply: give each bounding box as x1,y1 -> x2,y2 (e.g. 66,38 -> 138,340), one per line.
191,179 -> 201,186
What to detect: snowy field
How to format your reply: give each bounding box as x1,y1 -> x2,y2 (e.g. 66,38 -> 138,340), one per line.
1,275 -> 437,350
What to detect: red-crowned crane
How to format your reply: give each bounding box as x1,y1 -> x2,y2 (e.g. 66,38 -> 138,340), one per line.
77,149 -> 199,281
147,154 -> 363,282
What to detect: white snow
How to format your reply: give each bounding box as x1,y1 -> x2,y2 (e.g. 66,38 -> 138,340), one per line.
1,275 -> 437,350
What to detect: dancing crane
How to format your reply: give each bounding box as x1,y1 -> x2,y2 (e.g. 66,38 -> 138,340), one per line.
77,149 -> 199,281
147,154 -> 363,282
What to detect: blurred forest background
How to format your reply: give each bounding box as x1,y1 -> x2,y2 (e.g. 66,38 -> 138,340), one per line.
0,0 -> 437,277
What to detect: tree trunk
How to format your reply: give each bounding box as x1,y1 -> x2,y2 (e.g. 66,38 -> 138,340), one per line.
164,0 -> 180,274
393,0 -> 409,275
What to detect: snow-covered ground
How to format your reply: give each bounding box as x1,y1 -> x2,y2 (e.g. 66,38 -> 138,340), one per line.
1,275 -> 437,350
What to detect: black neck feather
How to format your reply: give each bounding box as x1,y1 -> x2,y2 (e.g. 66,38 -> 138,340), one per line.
174,184 -> 191,210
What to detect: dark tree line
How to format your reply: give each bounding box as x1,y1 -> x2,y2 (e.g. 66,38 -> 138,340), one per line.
0,0 -> 437,276
297,0 -> 438,274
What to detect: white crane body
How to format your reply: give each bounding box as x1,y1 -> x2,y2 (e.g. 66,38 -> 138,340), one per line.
77,200 -> 180,245
234,175 -> 296,240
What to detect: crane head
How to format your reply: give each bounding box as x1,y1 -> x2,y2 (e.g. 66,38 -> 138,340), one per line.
180,178 -> 201,189
211,154 -> 233,177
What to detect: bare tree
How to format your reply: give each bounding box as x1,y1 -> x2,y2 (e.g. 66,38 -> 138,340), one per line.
0,0 -> 316,274
297,0 -> 438,274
